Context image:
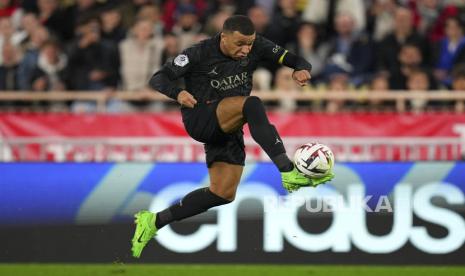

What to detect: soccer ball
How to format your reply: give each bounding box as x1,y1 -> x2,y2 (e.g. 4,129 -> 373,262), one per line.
293,143 -> 334,178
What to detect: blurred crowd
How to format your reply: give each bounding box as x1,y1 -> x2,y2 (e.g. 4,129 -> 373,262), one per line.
1,0 -> 465,113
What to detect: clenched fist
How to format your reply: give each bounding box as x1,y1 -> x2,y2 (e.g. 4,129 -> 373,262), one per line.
292,70 -> 312,86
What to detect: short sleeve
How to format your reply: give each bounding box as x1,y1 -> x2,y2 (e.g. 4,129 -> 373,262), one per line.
162,45 -> 200,79
255,35 -> 288,64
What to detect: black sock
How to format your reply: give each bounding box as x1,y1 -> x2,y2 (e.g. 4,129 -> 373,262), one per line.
271,153 -> 294,172
243,96 -> 293,172
155,187 -> 231,229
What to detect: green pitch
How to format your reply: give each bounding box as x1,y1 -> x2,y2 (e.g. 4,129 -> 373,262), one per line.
0,264 -> 465,276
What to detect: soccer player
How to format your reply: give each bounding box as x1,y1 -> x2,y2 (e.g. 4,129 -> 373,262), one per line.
131,15 -> 334,258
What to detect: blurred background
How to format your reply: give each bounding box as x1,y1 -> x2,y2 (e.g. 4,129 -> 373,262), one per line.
0,0 -> 465,273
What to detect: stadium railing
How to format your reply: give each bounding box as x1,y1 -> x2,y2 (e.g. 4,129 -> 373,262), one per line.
0,90 -> 464,112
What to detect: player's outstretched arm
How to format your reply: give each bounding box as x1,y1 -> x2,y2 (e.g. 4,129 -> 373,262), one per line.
256,35 -> 313,86
149,71 -> 184,101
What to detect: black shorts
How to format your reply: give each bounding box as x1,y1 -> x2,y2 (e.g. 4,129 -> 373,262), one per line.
182,101 -> 245,168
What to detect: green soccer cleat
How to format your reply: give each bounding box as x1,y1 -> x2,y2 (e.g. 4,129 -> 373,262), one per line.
281,167 -> 335,193
131,210 -> 158,258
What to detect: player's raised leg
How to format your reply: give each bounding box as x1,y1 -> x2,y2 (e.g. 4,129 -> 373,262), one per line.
218,96 -> 292,171
216,96 -> 330,192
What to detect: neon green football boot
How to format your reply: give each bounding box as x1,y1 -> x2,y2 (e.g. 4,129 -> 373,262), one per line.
281,167 -> 335,193
131,210 -> 158,258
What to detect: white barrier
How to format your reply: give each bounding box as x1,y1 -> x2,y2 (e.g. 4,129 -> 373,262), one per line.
0,136 -> 462,162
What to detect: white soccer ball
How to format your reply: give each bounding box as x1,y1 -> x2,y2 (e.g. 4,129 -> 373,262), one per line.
293,143 -> 334,178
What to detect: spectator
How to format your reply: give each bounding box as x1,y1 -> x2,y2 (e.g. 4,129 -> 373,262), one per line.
371,73 -> 390,91
37,0 -> 70,42
17,26 -> 50,90
323,12 -> 374,86
162,0 -> 207,32
119,0 -> 154,30
119,19 -> 163,91
0,17 -> 23,64
325,72 -> 352,113
406,68 -> 431,112
267,0 -> 301,47
250,7 -> 274,93
377,7 -> 431,74
66,17 -> 119,91
203,9 -> 232,37
366,0 -> 398,42
63,0 -> 104,40
328,72 -> 351,91
408,0 -> 442,35
255,0 -> 277,16
118,19 -> 166,112
368,73 -> 395,111
389,43 -> 428,89
247,5 -> 272,37
407,0 -> 460,42
248,5 -> 285,75
202,0 -> 237,20
0,0 -> 22,29
136,5 -> 164,38
435,16 -> 465,87
100,4 -> 126,43
171,3 -> 202,50
30,40 -> 67,92
302,0 -> 366,39
289,22 -> 329,80
66,17 -> 120,112
16,12 -> 39,47
160,32 -> 179,64
0,0 -> 19,18
0,42 -> 20,90
408,69 -> 432,92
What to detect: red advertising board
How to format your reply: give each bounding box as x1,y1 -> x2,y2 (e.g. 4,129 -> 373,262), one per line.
1,113 -> 464,137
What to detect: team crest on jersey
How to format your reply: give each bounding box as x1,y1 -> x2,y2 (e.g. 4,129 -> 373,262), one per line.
174,54 -> 189,67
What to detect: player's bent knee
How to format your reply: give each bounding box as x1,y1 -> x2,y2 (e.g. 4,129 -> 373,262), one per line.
243,96 -> 265,118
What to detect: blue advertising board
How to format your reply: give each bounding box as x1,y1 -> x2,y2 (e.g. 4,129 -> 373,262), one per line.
1,162 -> 464,258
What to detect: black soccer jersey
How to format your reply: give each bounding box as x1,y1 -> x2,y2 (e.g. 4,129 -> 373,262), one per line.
157,34 -> 287,105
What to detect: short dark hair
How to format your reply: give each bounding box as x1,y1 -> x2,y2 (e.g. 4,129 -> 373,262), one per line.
222,15 -> 255,35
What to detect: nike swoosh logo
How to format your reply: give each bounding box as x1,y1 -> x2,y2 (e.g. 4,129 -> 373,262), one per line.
137,229 -> 146,243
